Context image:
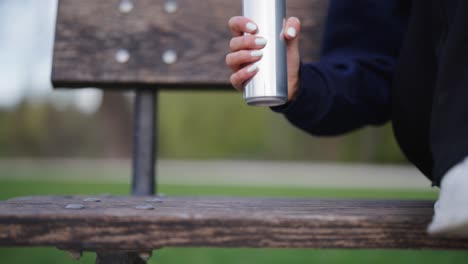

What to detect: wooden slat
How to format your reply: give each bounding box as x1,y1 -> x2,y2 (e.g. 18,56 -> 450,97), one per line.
1,196 -> 468,251
52,0 -> 328,89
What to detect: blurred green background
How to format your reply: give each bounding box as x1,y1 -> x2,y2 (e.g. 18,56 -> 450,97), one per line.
1,91 -> 405,163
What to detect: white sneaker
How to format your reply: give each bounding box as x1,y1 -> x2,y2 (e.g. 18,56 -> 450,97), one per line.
428,157 -> 468,237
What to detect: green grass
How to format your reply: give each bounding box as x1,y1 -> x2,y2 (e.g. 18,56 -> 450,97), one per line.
1,179 -> 467,264
2,247 -> 468,264
0,179 -> 439,200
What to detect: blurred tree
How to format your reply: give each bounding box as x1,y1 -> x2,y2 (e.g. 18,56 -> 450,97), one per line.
95,91 -> 132,157
0,91 -> 406,164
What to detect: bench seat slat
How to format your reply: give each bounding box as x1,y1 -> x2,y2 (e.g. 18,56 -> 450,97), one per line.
1,196 -> 468,251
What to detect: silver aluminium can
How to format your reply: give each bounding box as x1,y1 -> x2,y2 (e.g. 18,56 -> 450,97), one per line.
242,0 -> 288,107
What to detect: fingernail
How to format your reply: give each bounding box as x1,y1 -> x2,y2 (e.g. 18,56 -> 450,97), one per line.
254,38 -> 267,46
287,27 -> 297,38
247,64 -> 258,73
250,50 -> 263,57
246,22 -> 257,32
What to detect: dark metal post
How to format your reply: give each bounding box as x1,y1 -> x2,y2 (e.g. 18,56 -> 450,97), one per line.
132,89 -> 157,196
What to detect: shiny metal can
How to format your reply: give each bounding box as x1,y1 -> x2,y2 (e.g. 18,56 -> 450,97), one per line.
242,0 -> 288,107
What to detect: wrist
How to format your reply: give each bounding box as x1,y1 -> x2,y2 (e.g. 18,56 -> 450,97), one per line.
288,61 -> 301,102
288,77 -> 299,102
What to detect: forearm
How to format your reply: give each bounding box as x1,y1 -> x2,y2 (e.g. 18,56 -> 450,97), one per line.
274,58 -> 393,136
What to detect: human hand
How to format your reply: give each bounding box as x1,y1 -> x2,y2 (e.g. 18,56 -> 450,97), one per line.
226,16 -> 301,102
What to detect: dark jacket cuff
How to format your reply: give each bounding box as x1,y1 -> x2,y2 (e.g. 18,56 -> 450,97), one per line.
270,62 -> 327,117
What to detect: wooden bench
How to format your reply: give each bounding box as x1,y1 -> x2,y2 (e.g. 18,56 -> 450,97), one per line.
2,0 -> 468,263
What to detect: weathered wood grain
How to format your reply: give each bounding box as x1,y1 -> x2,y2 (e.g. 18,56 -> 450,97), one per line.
1,196 -> 468,251
52,0 -> 328,89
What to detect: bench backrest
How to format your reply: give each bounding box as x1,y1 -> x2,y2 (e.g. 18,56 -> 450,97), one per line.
52,0 -> 328,89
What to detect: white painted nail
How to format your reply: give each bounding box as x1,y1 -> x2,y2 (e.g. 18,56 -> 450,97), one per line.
247,64 -> 258,73
287,27 -> 297,38
254,38 -> 267,46
246,22 -> 257,32
251,50 -> 263,57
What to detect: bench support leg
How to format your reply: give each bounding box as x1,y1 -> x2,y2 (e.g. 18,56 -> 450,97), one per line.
131,89 -> 157,195
96,90 -> 158,263
96,252 -> 147,264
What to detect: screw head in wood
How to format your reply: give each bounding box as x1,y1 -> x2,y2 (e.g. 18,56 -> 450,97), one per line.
83,197 -> 101,202
65,204 -> 85,210
119,0 -> 134,13
162,50 -> 177,65
68,250 -> 83,260
145,198 -> 163,203
115,49 -> 130,64
135,204 -> 155,210
138,252 -> 152,261
164,1 -> 177,13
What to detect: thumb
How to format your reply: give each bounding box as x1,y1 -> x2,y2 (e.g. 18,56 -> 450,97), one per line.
283,17 -> 301,101
283,17 -> 301,59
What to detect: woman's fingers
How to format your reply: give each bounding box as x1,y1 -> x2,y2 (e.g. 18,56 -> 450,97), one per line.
227,16 -> 302,98
228,16 -> 258,36
229,35 -> 267,52
227,16 -> 261,90
230,64 -> 259,91
226,50 -> 263,72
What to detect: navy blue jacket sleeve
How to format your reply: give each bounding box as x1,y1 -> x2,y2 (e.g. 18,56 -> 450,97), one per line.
272,0 -> 409,136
